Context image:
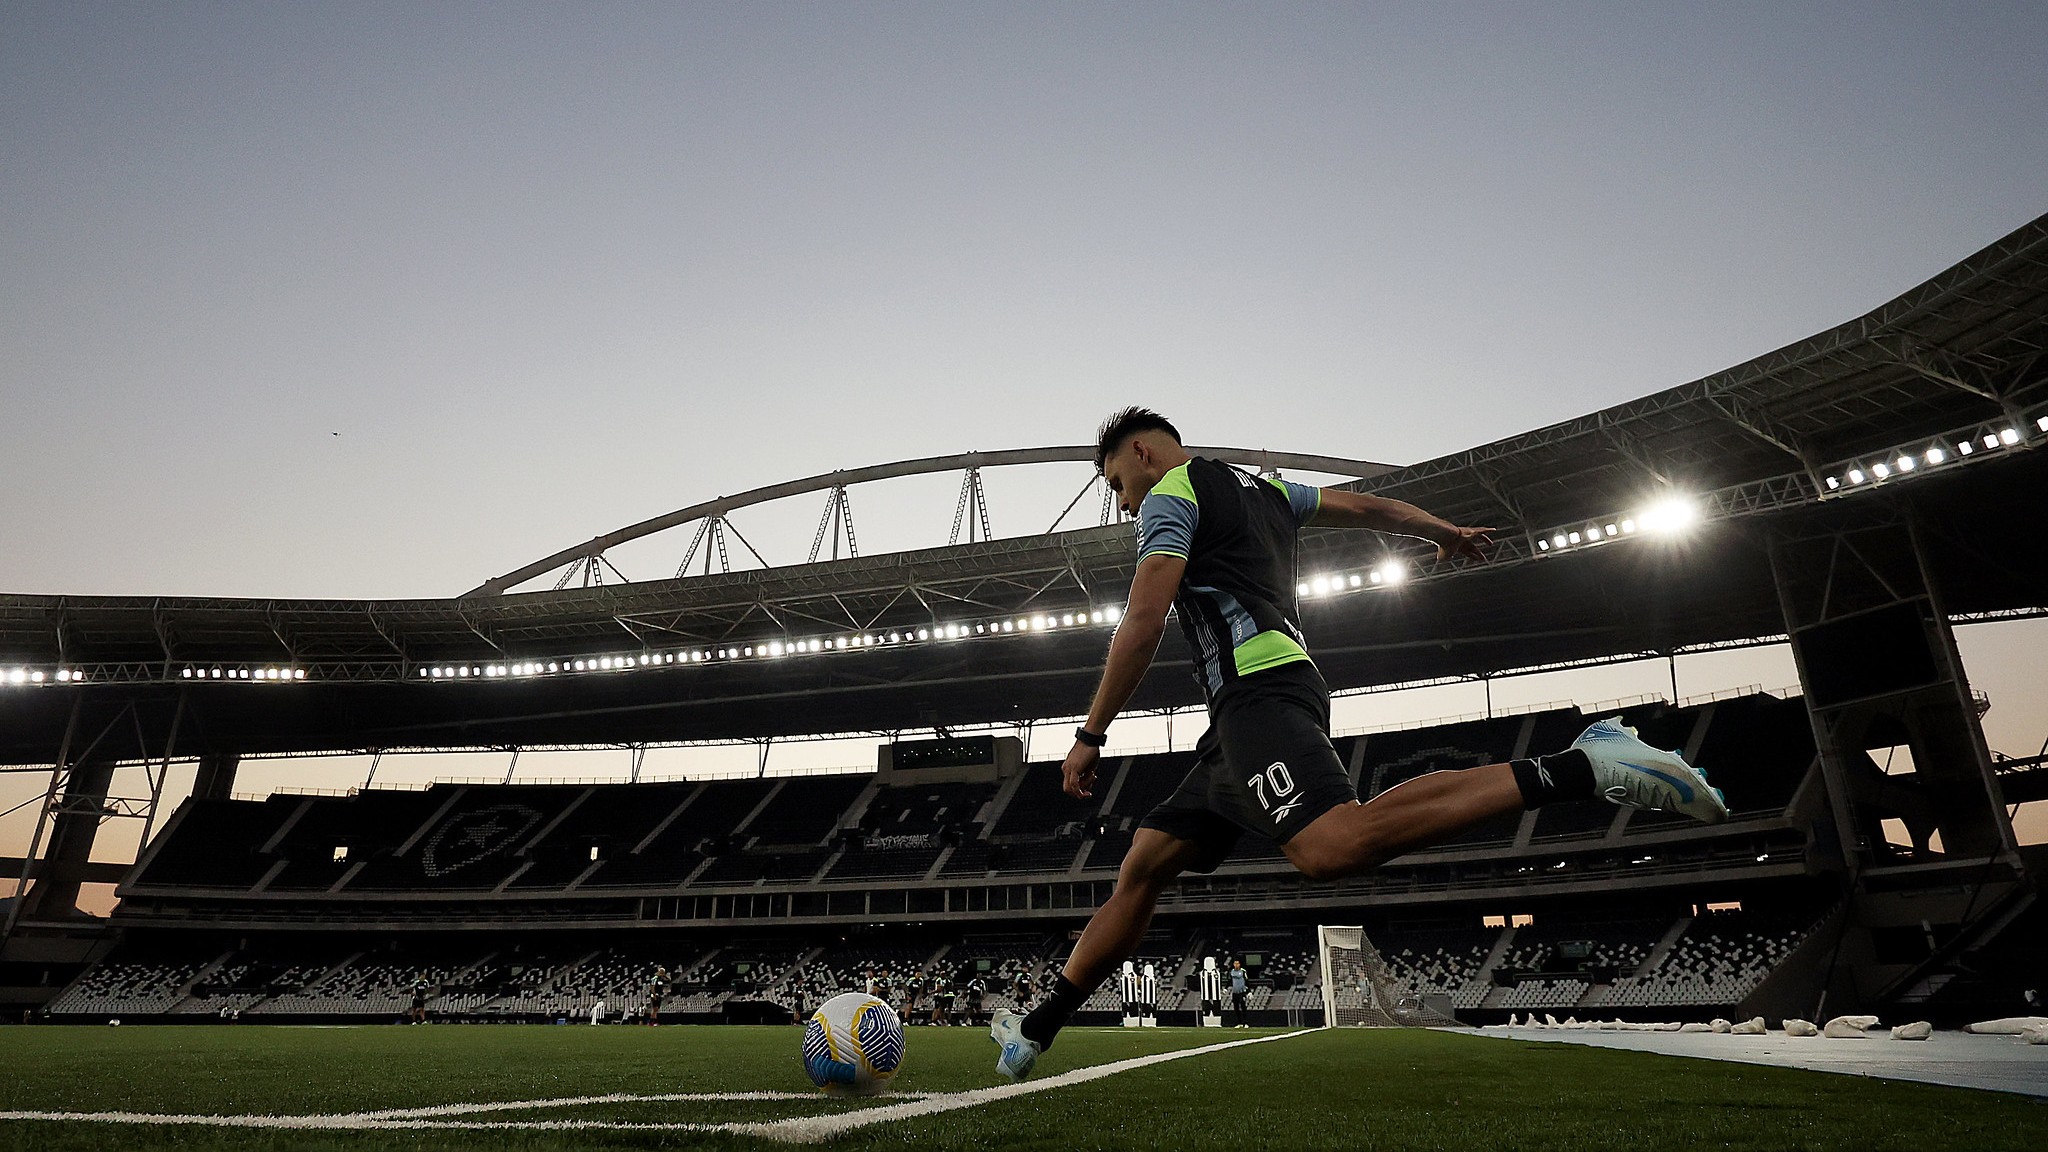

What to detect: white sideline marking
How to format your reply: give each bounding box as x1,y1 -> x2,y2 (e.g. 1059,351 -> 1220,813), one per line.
0,1030 -> 1315,1141
736,1028 -> 1316,1144
338,1090 -> 932,1119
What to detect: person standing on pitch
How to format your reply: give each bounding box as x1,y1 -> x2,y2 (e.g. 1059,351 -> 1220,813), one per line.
647,965 -> 669,1026
1228,960 -> 1249,1028
990,408 -> 1729,1080
408,973 -> 431,1025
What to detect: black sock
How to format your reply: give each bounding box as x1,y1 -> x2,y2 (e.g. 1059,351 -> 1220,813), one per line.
1510,747 -> 1596,808
1020,974 -> 1089,1048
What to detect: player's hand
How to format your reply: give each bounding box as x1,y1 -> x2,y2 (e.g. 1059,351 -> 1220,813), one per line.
1062,741 -> 1101,799
1435,525 -> 1496,563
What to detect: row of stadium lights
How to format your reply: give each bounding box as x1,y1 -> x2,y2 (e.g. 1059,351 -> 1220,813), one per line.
1822,418 -> 2044,492
1298,560 -> 1408,598
412,606 -> 1128,681
4,611 -> 1128,687
1533,495 -> 1699,556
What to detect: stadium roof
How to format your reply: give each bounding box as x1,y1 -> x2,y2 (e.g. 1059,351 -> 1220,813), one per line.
2,212 -> 2045,764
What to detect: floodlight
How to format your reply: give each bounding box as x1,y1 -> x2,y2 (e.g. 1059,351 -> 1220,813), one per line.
1347,574 -> 1362,587
1896,456 -> 1914,473
186,669 -> 197,678
2038,416 -> 2048,433
1104,605 -> 1123,622
1551,534 -> 1567,549
1537,539 -> 1550,551
1567,531 -> 1581,544
1604,524 -> 1618,537
294,669 -> 305,680
1620,519 -> 1636,534
1296,582 -> 1309,595
2000,427 -> 2020,445
29,670 -> 45,683
1984,434 -> 2000,449
1639,495 -> 1699,534
1061,614 -> 1076,626
1925,447 -> 1945,465
1872,462 -> 1890,479
1957,440 -> 1973,456
1369,570 -> 1383,584
1310,576 -> 1330,596
1375,561 -> 1405,586
1825,476 -> 1840,490
917,629 -> 931,640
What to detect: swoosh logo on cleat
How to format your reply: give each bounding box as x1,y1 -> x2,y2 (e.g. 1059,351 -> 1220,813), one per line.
1618,760 -> 1694,803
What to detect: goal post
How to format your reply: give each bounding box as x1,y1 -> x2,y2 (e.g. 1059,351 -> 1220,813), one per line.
1317,924 -> 1461,1028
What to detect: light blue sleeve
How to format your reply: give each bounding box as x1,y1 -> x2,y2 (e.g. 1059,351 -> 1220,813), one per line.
1274,478 -> 1321,527
1136,490 -> 1198,560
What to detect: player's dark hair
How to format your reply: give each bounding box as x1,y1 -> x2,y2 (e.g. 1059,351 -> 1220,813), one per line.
1093,407 -> 1181,472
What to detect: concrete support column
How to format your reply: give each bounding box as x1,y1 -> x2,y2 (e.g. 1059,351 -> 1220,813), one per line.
22,760 -> 117,920
191,752 -> 240,802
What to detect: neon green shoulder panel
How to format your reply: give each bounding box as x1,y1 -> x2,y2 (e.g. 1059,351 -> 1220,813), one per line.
1151,463 -> 1197,505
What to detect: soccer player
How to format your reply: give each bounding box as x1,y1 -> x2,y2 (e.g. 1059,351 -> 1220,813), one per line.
647,965 -> 669,1026
990,409 -> 1727,1080
407,973 -> 431,1025
1228,959 -> 1249,1028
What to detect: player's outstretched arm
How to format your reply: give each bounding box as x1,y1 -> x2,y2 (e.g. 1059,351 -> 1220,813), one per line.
1060,552 -> 1183,799
1309,489 -> 1495,562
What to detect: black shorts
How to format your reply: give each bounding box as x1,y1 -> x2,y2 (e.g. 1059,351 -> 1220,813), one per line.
1137,660 -> 1356,872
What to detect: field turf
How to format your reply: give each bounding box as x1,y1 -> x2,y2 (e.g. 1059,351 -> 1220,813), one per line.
0,1023 -> 2040,1150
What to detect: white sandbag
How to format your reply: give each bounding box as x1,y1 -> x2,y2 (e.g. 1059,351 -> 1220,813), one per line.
1710,1018 -> 1732,1033
1680,1022 -> 1714,1033
2025,1026 -> 2048,1046
1963,1016 -> 2048,1035
1784,1018 -> 1819,1037
1823,1015 -> 1879,1038
1507,1014 -> 1519,1027
1657,1021 -> 1684,1032
1545,1013 -> 1560,1028
1730,1017 -> 1767,1035
1890,1021 -> 1932,1041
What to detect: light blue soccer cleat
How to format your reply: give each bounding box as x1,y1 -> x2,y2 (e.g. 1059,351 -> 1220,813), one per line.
989,1007 -> 1042,1082
1572,717 -> 1729,825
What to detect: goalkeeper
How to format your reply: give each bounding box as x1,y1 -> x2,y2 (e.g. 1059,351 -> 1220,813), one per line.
991,409 -> 1727,1080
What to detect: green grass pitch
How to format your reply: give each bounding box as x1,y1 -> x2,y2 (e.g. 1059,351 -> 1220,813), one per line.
0,1024 -> 2039,1151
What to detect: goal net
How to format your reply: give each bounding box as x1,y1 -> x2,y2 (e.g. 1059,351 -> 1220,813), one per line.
1317,925 -> 1461,1028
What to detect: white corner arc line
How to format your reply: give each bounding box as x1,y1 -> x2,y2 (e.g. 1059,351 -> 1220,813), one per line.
738,1028 -> 1317,1144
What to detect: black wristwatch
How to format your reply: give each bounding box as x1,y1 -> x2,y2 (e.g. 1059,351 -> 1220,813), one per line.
1073,726 -> 1107,748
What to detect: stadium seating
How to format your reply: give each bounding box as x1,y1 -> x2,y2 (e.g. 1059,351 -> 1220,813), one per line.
74,692 -> 1831,1025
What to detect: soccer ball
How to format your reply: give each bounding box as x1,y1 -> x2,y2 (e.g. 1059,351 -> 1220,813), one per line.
802,992 -> 904,1094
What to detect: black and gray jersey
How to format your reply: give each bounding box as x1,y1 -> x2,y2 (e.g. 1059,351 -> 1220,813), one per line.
1136,456 -> 1321,704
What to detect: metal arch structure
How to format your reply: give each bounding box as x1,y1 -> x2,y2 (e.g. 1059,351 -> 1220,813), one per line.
464,446 -> 1402,597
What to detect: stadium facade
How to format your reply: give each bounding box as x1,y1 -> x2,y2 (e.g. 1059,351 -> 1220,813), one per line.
3,214 -> 2045,1030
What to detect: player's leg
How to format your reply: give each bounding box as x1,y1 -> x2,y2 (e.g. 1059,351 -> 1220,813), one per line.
1285,717 -> 1730,881
1282,763 -> 1522,880
990,828 -> 1207,1080
1056,827 -> 1206,998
